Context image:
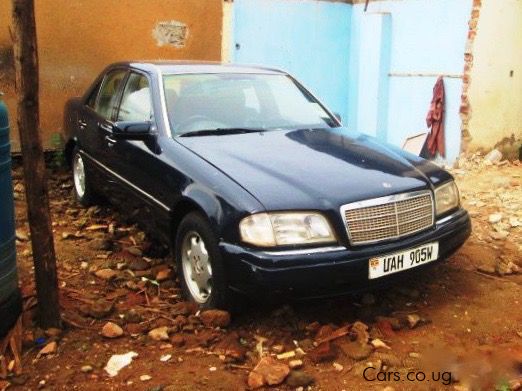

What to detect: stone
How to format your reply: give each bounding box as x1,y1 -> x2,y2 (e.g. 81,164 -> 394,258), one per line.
276,351 -> 295,360
315,325 -> 335,342
37,341 -> 57,357
484,149 -> 502,163
172,315 -> 188,330
271,344 -> 284,353
170,334 -> 186,347
140,375 -> 152,381
156,268 -> 172,282
128,257 -> 150,271
248,356 -> 290,388
509,217 -> 520,227
333,362 -> 344,372
286,371 -> 315,387
126,247 -> 143,257
298,338 -> 314,351
407,314 -> 421,329
105,352 -> 139,377
160,354 -> 172,362
81,300 -> 114,319
15,229 -> 29,241
288,359 -> 303,369
101,322 -> 124,338
490,230 -> 509,240
497,261 -> 520,276
200,309 -> 231,328
171,301 -> 199,316
371,338 -> 391,350
351,321 -> 370,344
9,374 -> 29,385
89,238 -> 113,251
247,371 -> 265,389
340,340 -> 373,361
373,352 -> 402,368
123,309 -> 142,324
213,332 -> 246,361
308,342 -> 337,363
81,365 -> 93,373
488,213 -> 502,224
149,326 -> 170,341
477,264 -> 496,274
95,269 -> 118,281
45,328 -> 62,337
126,323 -> 147,335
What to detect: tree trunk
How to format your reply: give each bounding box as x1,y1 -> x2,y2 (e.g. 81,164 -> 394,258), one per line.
11,0 -> 61,328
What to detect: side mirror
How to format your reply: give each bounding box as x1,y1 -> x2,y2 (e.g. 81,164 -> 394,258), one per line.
113,121 -> 152,140
333,112 -> 342,123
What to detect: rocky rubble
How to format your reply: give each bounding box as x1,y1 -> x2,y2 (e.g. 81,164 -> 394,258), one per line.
7,160 -> 522,390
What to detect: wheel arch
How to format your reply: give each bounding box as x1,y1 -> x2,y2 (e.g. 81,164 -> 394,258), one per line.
169,197 -> 214,249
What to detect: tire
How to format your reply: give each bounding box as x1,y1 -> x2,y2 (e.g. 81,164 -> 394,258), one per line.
175,212 -> 232,310
71,147 -> 96,206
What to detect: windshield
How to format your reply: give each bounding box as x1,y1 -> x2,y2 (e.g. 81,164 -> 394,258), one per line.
162,73 -> 338,135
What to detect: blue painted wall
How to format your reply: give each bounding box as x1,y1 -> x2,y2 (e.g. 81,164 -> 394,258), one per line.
232,0 -> 352,122
231,0 -> 472,162
348,0 -> 472,162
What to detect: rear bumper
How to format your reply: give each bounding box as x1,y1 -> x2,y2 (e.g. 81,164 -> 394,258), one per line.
0,289 -> 22,337
221,208 -> 471,298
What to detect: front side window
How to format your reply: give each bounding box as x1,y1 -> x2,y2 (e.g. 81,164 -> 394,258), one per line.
95,70 -> 127,120
86,81 -> 101,109
118,73 -> 152,122
163,73 -> 337,135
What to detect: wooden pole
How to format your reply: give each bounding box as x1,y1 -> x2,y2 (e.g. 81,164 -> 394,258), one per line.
11,0 -> 61,328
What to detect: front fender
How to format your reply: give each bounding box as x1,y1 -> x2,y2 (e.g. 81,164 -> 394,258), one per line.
178,182 -> 254,243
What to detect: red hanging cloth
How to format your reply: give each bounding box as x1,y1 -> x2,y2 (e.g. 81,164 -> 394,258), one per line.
426,76 -> 445,158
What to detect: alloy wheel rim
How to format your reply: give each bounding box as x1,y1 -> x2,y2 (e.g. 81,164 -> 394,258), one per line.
73,153 -> 86,198
181,231 -> 213,303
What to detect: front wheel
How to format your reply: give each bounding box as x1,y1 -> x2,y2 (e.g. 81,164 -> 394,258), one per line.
175,212 -> 232,310
72,147 -> 96,206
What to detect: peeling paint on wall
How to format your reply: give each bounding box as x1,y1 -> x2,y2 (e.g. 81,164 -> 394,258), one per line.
152,20 -> 189,48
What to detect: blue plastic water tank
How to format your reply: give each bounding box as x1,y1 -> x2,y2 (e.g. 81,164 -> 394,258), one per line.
0,95 -> 22,337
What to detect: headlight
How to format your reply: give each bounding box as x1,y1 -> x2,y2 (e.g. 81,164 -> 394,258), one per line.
434,181 -> 460,216
239,212 -> 336,247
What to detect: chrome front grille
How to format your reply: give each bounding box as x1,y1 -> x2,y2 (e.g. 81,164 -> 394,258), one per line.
341,191 -> 434,245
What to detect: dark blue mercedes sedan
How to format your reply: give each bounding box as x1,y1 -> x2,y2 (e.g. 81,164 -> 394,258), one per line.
64,62 -> 471,309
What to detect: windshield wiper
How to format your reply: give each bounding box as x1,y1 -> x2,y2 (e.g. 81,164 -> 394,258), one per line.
179,128 -> 266,137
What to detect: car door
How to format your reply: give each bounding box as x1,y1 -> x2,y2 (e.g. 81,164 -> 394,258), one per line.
79,68 -> 128,194
105,71 -> 170,234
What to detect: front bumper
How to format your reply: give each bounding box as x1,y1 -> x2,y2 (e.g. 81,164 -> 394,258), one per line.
220,208 -> 471,298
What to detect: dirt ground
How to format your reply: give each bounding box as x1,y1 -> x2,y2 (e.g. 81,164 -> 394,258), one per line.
3,157 -> 521,391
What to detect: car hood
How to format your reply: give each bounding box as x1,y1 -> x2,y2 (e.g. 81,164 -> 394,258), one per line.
176,128 -> 447,211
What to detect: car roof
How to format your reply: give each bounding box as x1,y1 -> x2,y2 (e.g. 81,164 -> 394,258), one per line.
111,61 -> 287,75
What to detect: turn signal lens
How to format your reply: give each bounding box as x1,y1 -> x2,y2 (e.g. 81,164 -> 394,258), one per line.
434,181 -> 460,216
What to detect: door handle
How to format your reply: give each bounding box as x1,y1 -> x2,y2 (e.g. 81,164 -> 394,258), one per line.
98,123 -> 113,132
105,135 -> 117,146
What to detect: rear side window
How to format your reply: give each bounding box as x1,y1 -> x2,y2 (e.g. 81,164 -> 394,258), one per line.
95,70 -> 127,120
118,73 -> 152,122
